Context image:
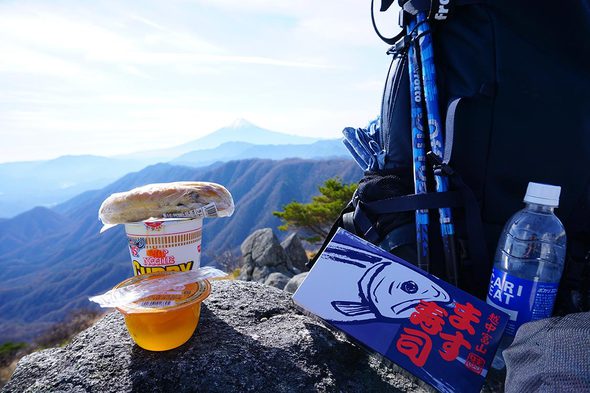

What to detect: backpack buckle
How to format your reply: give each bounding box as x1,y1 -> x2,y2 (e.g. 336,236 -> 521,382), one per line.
427,151 -> 455,176
386,35 -> 411,58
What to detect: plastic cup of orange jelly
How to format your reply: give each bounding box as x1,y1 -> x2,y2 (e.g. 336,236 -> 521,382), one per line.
114,271 -> 211,351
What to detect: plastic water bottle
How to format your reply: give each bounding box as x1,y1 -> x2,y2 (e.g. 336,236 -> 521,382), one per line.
486,182 -> 566,370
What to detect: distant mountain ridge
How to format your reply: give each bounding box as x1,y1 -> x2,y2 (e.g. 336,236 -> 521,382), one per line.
171,139 -> 348,167
0,155 -> 151,218
0,158 -> 361,343
0,207 -> 72,259
0,120 -> 343,218
121,119 -> 321,161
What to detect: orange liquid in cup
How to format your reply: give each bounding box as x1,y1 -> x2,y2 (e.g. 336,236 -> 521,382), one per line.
115,272 -> 211,351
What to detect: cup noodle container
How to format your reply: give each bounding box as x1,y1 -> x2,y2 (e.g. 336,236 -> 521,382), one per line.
124,218 -> 202,276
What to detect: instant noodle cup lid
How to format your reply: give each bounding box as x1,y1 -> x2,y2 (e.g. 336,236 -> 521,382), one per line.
101,270 -> 218,351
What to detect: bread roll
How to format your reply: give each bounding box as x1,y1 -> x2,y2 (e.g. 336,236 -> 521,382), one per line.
98,182 -> 234,230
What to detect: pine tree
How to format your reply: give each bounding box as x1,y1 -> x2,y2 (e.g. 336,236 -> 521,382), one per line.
274,177 -> 357,243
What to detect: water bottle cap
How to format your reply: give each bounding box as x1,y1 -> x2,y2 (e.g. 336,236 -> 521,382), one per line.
524,182 -> 561,207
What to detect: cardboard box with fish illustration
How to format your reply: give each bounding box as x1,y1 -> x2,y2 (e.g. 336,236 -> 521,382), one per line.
293,228 -> 509,393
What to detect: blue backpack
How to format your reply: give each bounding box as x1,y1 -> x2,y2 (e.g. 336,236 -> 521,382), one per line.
313,0 -> 590,313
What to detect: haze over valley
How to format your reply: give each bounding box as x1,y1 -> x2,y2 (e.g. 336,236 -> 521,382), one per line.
0,121 -> 361,343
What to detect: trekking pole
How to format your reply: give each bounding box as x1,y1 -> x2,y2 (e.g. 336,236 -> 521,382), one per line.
406,19 -> 430,272
414,12 -> 459,286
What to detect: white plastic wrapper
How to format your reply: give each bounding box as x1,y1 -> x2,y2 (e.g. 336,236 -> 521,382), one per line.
98,181 -> 235,232
89,267 -> 227,308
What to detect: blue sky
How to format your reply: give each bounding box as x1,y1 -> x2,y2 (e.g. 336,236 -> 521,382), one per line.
0,0 -> 401,163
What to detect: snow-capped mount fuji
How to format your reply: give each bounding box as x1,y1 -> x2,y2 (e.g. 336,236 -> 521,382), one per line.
176,118 -> 320,150
121,119 -> 321,161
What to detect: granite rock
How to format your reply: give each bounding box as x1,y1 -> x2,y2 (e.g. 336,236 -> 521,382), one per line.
263,272 -> 292,290
284,272 -> 309,294
238,229 -> 295,283
2,281 -> 429,393
281,233 -> 309,272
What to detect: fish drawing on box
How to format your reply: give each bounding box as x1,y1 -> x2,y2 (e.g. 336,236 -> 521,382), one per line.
293,229 -> 509,393
323,239 -> 452,323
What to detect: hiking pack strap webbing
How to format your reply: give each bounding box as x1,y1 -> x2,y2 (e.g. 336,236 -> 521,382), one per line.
308,171 -> 489,286
363,190 -> 463,214
308,203 -> 355,269
443,97 -> 461,164
352,204 -> 381,243
342,202 -> 357,234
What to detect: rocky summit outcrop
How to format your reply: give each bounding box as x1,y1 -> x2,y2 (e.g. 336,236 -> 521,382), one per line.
2,281 -> 428,393
238,229 -> 308,287
281,233 -> 309,273
263,272 -> 292,290
284,272 -> 309,294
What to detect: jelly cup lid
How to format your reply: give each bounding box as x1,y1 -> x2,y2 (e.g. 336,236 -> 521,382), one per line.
114,271 -> 211,314
89,267 -> 225,311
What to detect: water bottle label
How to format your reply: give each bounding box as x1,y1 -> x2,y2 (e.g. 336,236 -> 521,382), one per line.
486,268 -> 558,336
